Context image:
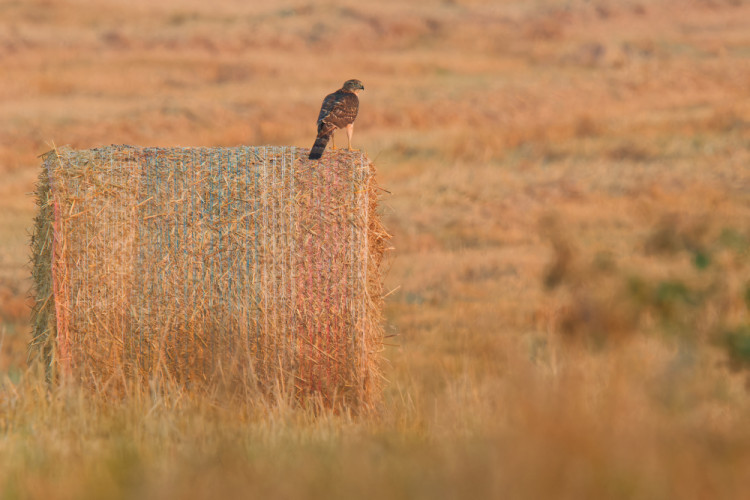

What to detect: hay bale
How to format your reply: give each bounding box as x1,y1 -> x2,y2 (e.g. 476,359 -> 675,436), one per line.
30,145 -> 389,411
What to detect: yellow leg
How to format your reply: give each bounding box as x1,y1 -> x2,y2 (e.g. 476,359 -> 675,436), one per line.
346,124 -> 359,152
330,133 -> 336,150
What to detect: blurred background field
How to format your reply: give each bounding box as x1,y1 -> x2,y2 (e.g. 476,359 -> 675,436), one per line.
1,0 -> 749,498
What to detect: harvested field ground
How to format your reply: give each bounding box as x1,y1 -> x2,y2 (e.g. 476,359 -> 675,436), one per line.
1,0 -> 749,498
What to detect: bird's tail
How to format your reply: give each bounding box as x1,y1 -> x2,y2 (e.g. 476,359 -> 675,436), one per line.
308,134 -> 329,160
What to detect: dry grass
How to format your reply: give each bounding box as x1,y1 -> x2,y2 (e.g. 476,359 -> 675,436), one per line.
2,0 -> 750,498
31,145 -> 387,410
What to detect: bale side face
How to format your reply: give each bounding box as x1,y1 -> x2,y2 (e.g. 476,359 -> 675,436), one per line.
30,161 -> 56,379
31,145 -> 388,411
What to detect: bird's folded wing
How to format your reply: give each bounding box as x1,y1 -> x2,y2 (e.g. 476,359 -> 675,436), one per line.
318,92 -> 358,128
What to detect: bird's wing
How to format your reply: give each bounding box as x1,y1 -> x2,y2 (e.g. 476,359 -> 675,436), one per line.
317,91 -> 359,130
317,91 -> 341,125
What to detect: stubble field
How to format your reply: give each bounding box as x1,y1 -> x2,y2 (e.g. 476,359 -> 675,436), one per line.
1,0 -> 750,498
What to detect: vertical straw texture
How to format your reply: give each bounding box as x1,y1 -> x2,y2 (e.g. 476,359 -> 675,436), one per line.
30,145 -> 389,411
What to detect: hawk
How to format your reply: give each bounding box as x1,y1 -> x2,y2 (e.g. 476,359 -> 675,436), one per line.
308,79 -> 365,160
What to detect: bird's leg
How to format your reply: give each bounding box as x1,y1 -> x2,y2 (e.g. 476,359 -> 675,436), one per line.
330,132 -> 336,150
346,123 -> 359,152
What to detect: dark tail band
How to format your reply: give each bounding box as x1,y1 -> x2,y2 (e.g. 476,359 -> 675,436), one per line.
308,134 -> 329,160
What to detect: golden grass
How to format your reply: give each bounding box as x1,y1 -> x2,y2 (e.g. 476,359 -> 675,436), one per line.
1,0 -> 750,498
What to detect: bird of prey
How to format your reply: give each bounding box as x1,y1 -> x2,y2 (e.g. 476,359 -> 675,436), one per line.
308,79 -> 365,160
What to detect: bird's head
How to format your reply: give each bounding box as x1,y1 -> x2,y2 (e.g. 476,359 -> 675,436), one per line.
342,79 -> 365,94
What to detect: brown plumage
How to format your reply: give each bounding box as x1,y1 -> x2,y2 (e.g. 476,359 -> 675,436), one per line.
309,79 -> 365,160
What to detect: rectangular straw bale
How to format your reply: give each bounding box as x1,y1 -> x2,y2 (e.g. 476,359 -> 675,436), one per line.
30,145 -> 389,411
